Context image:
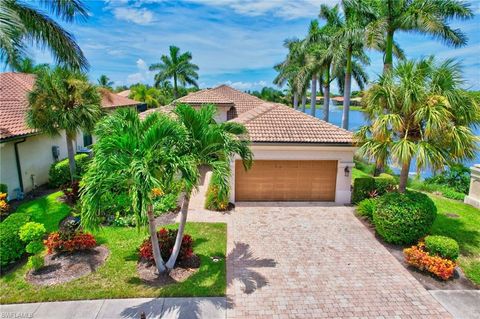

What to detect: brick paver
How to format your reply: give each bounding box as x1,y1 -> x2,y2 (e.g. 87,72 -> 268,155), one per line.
187,203 -> 451,318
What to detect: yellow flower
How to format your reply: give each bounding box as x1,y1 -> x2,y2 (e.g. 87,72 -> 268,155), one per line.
151,187 -> 164,198
0,193 -> 6,201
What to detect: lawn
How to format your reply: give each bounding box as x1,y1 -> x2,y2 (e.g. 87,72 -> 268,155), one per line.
429,195 -> 480,284
0,194 -> 227,304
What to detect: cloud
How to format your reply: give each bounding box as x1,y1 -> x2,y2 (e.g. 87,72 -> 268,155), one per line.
184,0 -> 339,19
136,58 -> 148,70
112,7 -> 153,25
126,58 -> 154,85
224,80 -> 268,90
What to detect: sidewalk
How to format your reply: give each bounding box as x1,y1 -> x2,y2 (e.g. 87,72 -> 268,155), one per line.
0,297 -> 226,319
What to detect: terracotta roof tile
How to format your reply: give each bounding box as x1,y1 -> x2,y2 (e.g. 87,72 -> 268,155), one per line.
0,72 -> 140,140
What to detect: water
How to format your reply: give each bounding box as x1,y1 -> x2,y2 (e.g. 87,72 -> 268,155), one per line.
303,102 -> 480,177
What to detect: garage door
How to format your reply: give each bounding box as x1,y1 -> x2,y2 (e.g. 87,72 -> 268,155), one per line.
235,160 -> 337,201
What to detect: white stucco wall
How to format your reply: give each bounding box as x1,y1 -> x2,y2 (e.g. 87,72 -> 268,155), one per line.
214,107 -> 228,123
230,144 -> 356,204
0,132 -> 68,198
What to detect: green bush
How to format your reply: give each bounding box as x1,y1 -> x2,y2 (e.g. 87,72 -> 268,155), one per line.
0,184 -> 7,194
28,255 -> 44,271
441,188 -> 465,201
49,154 -> 91,187
19,222 -> 46,243
357,198 -> 377,220
425,235 -> 460,260
0,213 -> 30,268
373,191 -> 437,244
425,164 -> 470,194
374,176 -> 397,195
205,171 -> 230,211
409,179 -> 466,201
352,177 -> 375,203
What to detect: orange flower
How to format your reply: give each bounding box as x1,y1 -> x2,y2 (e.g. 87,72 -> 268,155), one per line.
404,244 -> 456,280
151,187 -> 164,198
0,193 -> 7,200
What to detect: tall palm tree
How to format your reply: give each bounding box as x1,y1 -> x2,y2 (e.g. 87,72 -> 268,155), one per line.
0,0 -> 89,70
364,0 -> 473,71
129,84 -> 161,108
27,67 -> 103,182
355,57 -> 479,192
97,74 -> 113,89
165,104 -> 253,269
10,57 -> 49,73
81,108 -> 196,274
149,46 -> 199,99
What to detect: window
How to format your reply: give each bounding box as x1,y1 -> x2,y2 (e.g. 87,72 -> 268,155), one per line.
83,134 -> 93,147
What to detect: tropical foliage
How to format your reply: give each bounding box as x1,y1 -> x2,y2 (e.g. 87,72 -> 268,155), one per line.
149,45 -> 199,98
355,57 -> 479,192
97,74 -> 113,89
0,0 -> 89,70
27,67 -> 103,183
129,84 -> 162,108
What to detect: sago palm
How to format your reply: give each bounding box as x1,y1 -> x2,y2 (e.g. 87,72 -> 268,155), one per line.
0,0 -> 89,70
27,66 -> 102,182
80,108 -> 197,274
165,104 -> 253,269
364,0 -> 473,71
149,46 -> 199,99
355,57 -> 479,192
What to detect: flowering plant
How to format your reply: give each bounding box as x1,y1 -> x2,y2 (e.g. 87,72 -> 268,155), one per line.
139,228 -> 193,263
404,243 -> 456,280
45,231 -> 97,254
0,192 -> 9,215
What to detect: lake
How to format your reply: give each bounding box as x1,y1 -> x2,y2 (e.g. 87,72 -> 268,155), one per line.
303,103 -> 480,176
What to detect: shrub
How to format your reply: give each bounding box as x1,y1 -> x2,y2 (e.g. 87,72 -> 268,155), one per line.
425,235 -> 460,260
357,198 -> 377,220
404,244 -> 456,280
205,171 -> 230,211
0,192 -> 9,217
0,213 -> 30,267
374,176 -> 397,195
373,191 -> 437,244
154,192 -> 180,216
45,232 -> 96,254
139,228 -> 193,264
441,188 -> 465,201
425,164 -> 470,194
112,213 -> 136,227
19,222 -> 46,270
49,154 -> 90,188
61,181 -> 80,205
352,177 -> 375,204
0,184 -> 7,194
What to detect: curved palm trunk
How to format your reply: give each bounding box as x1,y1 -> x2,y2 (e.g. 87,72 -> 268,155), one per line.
301,95 -> 306,112
65,132 -> 76,182
342,47 -> 352,130
165,192 -> 190,270
147,204 -> 167,273
323,66 -> 330,122
293,93 -> 299,110
310,75 -> 317,117
398,158 -> 411,193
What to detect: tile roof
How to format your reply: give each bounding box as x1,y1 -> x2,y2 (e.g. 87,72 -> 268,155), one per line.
0,72 -> 140,141
117,89 -> 131,97
232,102 -> 353,144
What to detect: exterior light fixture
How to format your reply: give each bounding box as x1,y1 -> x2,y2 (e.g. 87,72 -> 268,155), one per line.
344,166 -> 350,177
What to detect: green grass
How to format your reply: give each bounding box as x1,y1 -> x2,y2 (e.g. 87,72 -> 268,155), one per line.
429,195 -> 480,284
1,222 -> 226,303
13,191 -> 70,232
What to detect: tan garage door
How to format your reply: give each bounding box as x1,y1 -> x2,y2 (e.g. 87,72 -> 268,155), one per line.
235,160 -> 337,201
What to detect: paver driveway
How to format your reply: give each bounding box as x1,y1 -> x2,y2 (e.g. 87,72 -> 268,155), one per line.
188,202 -> 451,319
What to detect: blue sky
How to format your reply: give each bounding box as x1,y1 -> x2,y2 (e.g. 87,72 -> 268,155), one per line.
29,0 -> 480,92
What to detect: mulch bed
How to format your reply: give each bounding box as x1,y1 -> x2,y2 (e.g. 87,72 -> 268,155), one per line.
137,254 -> 200,287
355,214 -> 479,290
26,246 -> 109,286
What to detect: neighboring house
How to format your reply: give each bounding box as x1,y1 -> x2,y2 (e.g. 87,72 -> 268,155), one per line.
117,89 -> 130,97
0,72 -> 141,199
465,164 -> 480,208
141,85 -> 355,204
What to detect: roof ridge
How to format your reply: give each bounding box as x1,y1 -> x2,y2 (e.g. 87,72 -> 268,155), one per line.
288,106 -> 354,134
232,102 -> 277,124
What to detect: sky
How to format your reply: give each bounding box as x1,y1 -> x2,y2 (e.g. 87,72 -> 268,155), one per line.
27,0 -> 480,93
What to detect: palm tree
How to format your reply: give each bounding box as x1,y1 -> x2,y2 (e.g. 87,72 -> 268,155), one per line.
355,57 -> 479,192
81,108 -> 196,274
97,75 -> 113,89
364,0 -> 473,71
0,0 -> 89,70
10,57 -> 49,73
129,84 -> 161,108
27,67 -> 103,182
149,46 -> 199,99
165,104 -> 253,269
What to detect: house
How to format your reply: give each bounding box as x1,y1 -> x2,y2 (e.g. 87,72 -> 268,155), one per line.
0,72 -> 141,199
142,85 -> 355,204
465,164 -> 480,208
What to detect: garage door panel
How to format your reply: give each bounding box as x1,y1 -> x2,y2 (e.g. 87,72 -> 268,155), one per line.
235,160 -> 337,201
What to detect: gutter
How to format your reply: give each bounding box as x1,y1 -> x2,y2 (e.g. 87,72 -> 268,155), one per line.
14,138 -> 26,192
251,142 -> 356,147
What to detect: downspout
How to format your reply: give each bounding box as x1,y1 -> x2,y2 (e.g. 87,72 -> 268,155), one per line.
14,138 -> 26,192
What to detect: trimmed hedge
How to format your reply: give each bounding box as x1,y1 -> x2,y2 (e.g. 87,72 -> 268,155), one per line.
373,191 -> 437,244
0,213 -> 30,268
49,154 -> 91,188
352,176 -> 397,203
425,235 -> 460,260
